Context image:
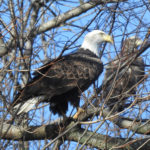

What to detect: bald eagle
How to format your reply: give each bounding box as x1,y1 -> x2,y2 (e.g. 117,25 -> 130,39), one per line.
12,30 -> 113,116
103,36 -> 145,111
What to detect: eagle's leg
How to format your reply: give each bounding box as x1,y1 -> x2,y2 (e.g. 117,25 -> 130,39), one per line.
73,107 -> 85,119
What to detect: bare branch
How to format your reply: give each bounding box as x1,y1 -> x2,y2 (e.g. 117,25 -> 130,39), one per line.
1,120 -> 150,149
34,0 -> 127,35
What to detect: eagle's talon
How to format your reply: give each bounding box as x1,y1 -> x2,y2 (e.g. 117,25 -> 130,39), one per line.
73,107 -> 85,120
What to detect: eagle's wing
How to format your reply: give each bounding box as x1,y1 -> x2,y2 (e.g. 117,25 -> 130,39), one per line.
13,54 -> 103,114
103,54 -> 145,111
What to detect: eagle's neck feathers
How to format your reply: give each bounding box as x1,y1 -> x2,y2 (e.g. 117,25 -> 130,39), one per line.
81,40 -> 99,57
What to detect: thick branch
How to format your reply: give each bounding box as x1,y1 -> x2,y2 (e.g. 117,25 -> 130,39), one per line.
34,0 -> 126,35
102,109 -> 150,135
0,122 -> 59,140
1,121 -> 150,149
75,107 -> 150,135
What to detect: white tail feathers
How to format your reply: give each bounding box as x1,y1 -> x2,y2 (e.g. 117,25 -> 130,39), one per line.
13,96 -> 44,115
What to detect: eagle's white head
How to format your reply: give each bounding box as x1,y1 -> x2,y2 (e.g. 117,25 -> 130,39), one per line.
81,30 -> 113,56
122,36 -> 143,54
128,36 -> 143,46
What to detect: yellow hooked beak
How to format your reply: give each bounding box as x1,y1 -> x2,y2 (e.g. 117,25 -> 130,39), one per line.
103,34 -> 114,44
135,39 -> 143,46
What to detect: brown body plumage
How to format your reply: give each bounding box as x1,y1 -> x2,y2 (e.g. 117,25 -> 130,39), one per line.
103,36 -> 145,111
14,49 -> 103,115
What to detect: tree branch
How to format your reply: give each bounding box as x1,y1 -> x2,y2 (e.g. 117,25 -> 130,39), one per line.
1,120 -> 150,149
34,0 -> 127,35
72,106 -> 150,135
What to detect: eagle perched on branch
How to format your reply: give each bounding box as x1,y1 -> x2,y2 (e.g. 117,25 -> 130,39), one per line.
103,36 -> 145,112
12,30 -> 113,117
